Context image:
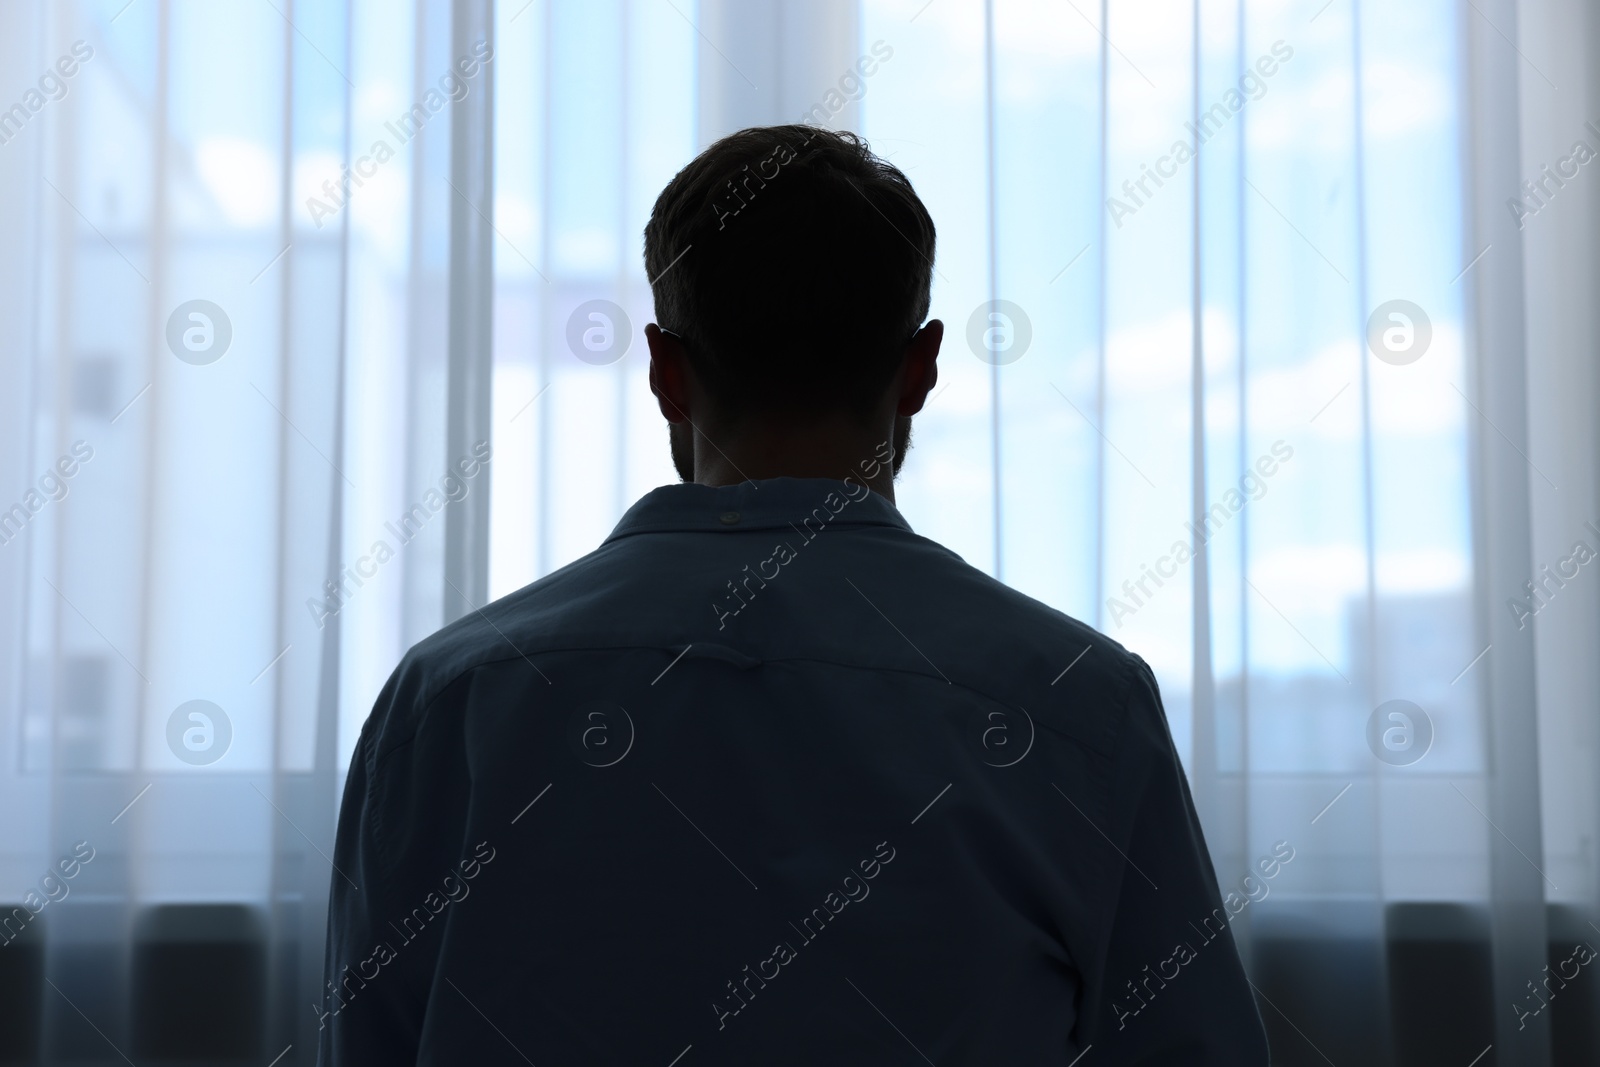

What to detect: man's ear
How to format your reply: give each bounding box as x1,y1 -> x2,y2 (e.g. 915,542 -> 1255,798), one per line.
896,319 -> 943,417
646,324 -> 692,424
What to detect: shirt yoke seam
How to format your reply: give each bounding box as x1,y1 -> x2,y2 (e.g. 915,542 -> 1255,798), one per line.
369,641 -> 1135,769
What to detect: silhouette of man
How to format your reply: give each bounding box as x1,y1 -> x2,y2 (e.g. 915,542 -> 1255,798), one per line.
319,124 -> 1269,1065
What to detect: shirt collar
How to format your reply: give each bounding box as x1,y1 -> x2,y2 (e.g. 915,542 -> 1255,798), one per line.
603,477 -> 914,543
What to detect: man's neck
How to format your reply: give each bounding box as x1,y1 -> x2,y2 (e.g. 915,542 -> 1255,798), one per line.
691,423 -> 898,503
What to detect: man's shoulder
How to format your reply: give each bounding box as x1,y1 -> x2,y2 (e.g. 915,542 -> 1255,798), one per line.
360,547 -> 630,755
878,534 -> 1148,746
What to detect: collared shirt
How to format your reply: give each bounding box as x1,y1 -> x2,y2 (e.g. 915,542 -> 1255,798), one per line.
319,477 -> 1269,1065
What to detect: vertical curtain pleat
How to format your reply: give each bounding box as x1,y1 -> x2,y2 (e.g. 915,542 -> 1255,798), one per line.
1463,0 -> 1551,1059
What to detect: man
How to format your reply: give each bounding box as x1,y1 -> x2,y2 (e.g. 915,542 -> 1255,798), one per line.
319,125 -> 1269,1064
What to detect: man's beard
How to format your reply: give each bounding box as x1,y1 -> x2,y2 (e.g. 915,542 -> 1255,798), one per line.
889,414 -> 911,476
669,415 -> 913,484
669,421 -> 695,482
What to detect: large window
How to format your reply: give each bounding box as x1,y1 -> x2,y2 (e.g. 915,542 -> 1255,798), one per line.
0,1 -> 1593,1063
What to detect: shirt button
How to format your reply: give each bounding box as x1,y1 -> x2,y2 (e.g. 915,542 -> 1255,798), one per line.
719,511 -> 741,526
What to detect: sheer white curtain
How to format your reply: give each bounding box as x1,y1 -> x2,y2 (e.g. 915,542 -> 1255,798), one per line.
0,0 -> 1594,1064
0,0 -> 475,1060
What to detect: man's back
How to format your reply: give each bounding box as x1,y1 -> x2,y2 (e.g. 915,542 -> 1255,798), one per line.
319,477 -> 1268,1064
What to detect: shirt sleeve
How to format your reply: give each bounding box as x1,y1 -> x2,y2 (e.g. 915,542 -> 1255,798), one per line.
317,696 -> 428,1066
1076,655 -> 1271,1064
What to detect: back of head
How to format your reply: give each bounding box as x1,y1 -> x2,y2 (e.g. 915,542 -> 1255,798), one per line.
643,125 -> 936,424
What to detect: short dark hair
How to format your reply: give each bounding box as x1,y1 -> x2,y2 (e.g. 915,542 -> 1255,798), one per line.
643,125 -> 935,421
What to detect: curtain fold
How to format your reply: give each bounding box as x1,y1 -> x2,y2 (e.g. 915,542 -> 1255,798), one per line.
1463,0 -> 1549,1058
